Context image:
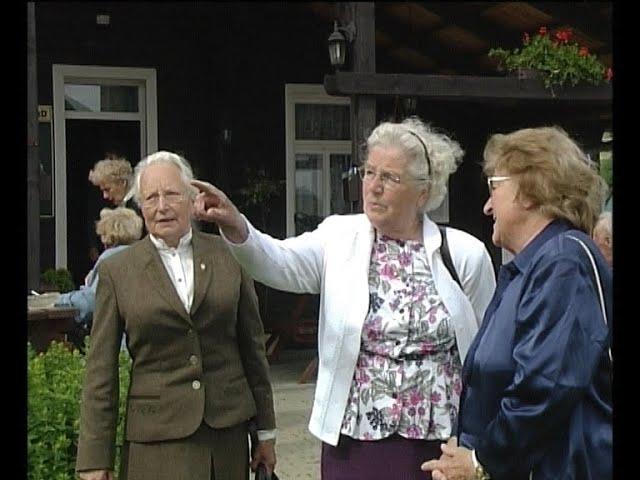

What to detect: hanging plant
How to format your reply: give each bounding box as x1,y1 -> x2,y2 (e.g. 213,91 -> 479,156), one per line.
489,26 -> 612,94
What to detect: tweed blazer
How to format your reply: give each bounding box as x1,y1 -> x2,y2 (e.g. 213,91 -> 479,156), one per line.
76,230 -> 275,472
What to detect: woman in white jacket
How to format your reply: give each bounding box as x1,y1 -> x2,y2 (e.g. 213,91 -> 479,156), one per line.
192,117 -> 496,480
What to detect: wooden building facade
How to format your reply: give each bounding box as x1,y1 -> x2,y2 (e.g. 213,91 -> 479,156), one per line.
27,2 -> 612,338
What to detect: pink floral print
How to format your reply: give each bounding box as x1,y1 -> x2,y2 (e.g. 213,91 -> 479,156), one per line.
341,234 -> 462,441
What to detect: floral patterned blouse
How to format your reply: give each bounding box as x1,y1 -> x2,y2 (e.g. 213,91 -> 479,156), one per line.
340,233 -> 462,441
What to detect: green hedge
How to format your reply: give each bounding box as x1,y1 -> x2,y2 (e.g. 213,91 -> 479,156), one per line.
28,339 -> 131,480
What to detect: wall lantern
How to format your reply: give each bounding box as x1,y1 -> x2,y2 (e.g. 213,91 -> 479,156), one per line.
328,20 -> 356,69
221,128 -> 232,146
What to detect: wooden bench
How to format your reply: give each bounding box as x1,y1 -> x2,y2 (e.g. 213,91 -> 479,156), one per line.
264,332 -> 282,363
27,306 -> 78,353
298,356 -> 318,384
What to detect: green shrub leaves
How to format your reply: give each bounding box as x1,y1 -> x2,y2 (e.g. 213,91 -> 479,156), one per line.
28,340 -> 131,479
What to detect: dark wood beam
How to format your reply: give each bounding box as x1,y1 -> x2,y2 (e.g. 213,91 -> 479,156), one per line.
324,72 -> 612,103
413,2 -> 526,52
335,2 -> 376,212
375,13 -> 495,75
528,2 -> 612,49
28,2 -> 40,290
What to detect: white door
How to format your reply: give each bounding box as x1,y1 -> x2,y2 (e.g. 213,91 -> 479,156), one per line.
52,65 -> 157,273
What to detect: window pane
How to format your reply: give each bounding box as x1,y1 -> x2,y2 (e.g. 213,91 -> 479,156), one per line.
65,85 -> 100,112
329,154 -> 351,215
295,154 -> 323,234
65,84 -> 139,112
295,104 -> 350,140
101,85 -> 139,112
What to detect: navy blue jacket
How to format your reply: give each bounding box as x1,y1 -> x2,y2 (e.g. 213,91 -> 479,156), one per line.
458,220 -> 612,480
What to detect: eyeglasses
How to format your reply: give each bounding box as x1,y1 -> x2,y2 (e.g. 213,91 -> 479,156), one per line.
487,176 -> 511,193
358,165 -> 427,190
142,191 -> 185,209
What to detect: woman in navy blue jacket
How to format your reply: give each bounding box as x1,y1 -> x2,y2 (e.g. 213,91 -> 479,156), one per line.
422,126 -> 612,480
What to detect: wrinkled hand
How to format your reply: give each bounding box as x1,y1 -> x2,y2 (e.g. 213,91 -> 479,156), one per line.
250,439 -> 277,476
78,469 -> 114,480
421,437 -> 474,480
190,180 -> 248,243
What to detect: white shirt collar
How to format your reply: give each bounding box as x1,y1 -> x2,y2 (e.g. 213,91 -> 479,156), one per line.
149,229 -> 193,252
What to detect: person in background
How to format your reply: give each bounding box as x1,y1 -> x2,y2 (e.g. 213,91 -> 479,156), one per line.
88,154 -> 134,207
55,207 -> 143,346
191,116 -> 496,480
592,211 -> 612,267
422,126 -> 612,480
75,151 -> 276,480
86,154 -> 137,263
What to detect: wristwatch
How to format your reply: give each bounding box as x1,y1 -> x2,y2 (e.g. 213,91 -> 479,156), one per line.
471,449 -> 491,480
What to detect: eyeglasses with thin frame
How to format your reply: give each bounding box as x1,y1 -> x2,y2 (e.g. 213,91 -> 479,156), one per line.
358,165 -> 427,189
487,176 -> 511,194
142,191 -> 185,209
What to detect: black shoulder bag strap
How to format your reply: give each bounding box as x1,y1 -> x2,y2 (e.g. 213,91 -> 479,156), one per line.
438,225 -> 462,290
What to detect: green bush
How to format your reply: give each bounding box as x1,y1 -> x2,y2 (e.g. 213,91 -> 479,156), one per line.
40,268 -> 76,293
28,339 -> 131,480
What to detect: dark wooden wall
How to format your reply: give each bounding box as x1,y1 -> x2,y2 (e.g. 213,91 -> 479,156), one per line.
35,2 -> 333,277
33,3 -> 610,322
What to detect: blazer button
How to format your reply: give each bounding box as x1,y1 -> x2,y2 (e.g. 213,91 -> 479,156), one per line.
189,355 -> 198,365
192,380 -> 201,390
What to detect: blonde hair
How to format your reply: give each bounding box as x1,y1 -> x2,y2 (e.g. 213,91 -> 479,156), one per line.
95,207 -> 143,247
88,156 -> 133,188
483,126 -> 608,234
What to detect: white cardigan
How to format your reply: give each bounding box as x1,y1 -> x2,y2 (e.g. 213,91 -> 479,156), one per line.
224,213 -> 496,446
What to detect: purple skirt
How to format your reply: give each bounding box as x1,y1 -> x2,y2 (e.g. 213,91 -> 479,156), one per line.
321,434 -> 442,480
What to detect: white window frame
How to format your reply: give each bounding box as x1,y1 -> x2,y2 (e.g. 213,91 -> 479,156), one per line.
52,64 -> 158,269
285,84 -> 351,237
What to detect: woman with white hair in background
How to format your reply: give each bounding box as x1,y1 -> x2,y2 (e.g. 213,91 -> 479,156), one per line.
55,206 -> 143,346
592,211 -> 612,266
85,154 -> 139,264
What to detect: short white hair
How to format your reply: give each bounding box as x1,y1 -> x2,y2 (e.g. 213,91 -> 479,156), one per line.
593,211 -> 612,239
128,151 -> 196,206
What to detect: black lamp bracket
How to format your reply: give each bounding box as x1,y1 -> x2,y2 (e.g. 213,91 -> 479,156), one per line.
338,21 -> 356,43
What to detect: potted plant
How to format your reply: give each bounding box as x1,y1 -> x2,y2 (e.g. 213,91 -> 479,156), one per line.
235,167 -> 285,323
489,26 -> 613,95
236,167 -> 285,231
40,268 -> 75,293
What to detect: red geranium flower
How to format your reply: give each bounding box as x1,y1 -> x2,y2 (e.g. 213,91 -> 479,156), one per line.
554,28 -> 573,44
605,68 -> 613,80
488,25 -> 610,92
